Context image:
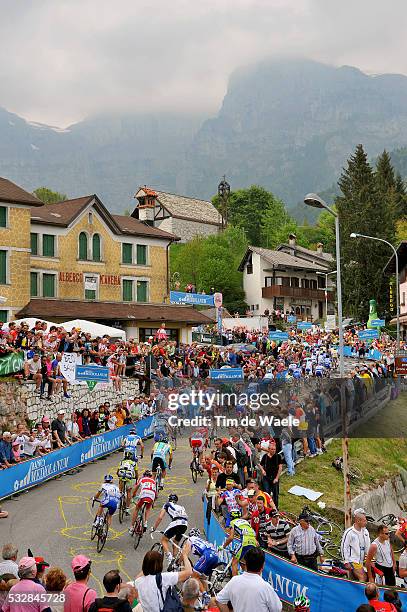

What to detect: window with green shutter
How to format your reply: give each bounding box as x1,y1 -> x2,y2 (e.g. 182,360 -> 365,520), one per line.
92,234 -> 101,261
0,250 -> 7,285
136,280 -> 148,302
42,273 -> 55,297
30,272 -> 38,296
122,243 -> 133,264
136,244 -> 147,265
85,289 -> 96,300
79,232 -> 88,260
42,234 -> 55,257
0,310 -> 8,323
122,279 -> 133,302
0,206 -> 7,228
30,233 -> 38,255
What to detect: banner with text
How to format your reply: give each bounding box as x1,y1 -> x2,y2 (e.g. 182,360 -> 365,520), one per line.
169,291 -> 215,306
0,416 -> 154,500
203,501 -> 407,611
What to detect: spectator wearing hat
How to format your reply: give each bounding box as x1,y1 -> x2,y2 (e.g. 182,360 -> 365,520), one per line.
2,556 -> 52,612
340,508 -> 371,582
51,411 -> 70,449
63,554 -> 96,612
34,556 -> 50,585
0,544 -> 18,578
287,511 -> 324,571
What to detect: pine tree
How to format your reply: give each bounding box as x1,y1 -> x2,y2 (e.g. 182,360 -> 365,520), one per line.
336,144 -> 388,319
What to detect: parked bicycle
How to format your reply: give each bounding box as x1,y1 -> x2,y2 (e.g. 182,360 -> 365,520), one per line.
90,499 -> 109,553
332,456 -> 363,481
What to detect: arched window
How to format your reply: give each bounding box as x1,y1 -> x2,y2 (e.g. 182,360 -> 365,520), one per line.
79,232 -> 88,260
92,233 -> 101,262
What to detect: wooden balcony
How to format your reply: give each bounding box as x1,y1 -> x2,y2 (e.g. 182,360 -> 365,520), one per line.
262,285 -> 334,300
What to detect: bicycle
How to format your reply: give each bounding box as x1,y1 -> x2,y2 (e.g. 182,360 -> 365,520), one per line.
190,448 -> 204,483
155,464 -> 163,491
301,505 -> 342,542
91,499 -> 109,553
150,530 -> 188,572
130,500 -> 148,550
208,555 -> 233,595
332,456 -> 363,481
118,485 -> 128,524
171,429 -> 177,451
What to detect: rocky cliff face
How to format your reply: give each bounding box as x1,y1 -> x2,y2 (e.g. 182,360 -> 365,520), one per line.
2,59 -> 407,213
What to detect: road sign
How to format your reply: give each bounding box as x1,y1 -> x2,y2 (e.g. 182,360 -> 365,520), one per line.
297,321 -> 313,330
358,329 -> 379,341
169,290 -> 215,306
210,368 -> 244,381
75,365 -> 110,382
370,319 -> 385,327
269,331 -> 289,341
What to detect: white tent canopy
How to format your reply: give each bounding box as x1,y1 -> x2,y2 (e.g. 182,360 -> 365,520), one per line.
9,317 -> 57,329
59,319 -> 126,340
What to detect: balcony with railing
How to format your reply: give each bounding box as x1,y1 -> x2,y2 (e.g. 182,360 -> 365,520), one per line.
262,285 -> 334,300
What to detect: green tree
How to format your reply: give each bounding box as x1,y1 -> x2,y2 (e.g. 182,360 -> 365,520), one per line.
34,187 -> 67,204
336,144 -> 392,319
170,226 -> 248,312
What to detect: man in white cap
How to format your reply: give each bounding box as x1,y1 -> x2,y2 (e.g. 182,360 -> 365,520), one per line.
2,556 -> 51,611
340,507 -> 371,581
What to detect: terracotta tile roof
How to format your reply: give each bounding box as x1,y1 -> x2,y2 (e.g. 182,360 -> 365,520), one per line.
17,299 -> 213,325
136,187 -> 223,226
238,246 -> 329,272
30,195 -> 94,226
0,177 -> 43,206
113,215 -> 178,240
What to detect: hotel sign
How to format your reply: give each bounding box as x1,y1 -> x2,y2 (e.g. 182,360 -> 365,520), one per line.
59,272 -> 121,285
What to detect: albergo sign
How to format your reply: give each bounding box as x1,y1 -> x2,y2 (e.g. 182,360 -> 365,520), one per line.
59,272 -> 121,285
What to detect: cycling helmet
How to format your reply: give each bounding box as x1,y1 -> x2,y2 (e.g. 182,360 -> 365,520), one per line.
124,451 -> 134,460
104,474 -> 114,483
189,528 -> 201,538
162,436 -> 169,443
143,470 -> 152,478
294,595 -> 310,611
168,494 -> 178,503
130,428 -> 137,434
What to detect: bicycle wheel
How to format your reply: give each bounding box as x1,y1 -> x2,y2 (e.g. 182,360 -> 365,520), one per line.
91,517 -> 98,541
324,541 -> 342,561
172,436 -> 177,451
378,514 -> 397,527
209,565 -> 232,595
316,519 -> 333,537
151,542 -> 164,555
97,518 -> 109,553
133,509 -> 144,550
119,488 -> 126,524
191,463 -> 198,483
348,465 -> 363,480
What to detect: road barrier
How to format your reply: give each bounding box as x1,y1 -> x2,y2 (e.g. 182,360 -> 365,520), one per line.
0,416 -> 154,500
203,499 -> 407,610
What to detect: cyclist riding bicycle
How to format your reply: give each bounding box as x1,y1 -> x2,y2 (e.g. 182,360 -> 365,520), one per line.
151,493 -> 188,565
130,469 -> 157,533
153,412 -> 171,442
151,436 -> 173,489
92,474 -> 121,529
117,451 -> 138,515
122,427 -> 144,461
221,516 -> 258,576
187,528 -> 220,580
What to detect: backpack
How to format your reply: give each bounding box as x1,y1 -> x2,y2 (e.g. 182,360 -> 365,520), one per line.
155,573 -> 183,612
91,598 -> 124,612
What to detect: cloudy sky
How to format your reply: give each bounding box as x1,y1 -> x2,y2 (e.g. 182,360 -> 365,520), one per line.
1,0 -> 406,127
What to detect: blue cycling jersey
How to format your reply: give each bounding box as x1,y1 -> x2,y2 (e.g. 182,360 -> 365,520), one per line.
189,535 -> 216,556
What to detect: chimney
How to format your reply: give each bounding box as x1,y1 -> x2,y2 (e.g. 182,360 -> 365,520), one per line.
316,242 -> 323,254
288,233 -> 297,247
133,186 -> 157,226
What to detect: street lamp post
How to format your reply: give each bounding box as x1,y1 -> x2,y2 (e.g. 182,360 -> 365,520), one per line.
317,270 -> 337,324
304,193 -> 352,527
350,233 -> 400,349
218,176 -> 230,230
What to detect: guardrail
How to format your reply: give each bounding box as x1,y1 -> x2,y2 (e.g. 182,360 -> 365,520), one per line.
0,416 -> 154,501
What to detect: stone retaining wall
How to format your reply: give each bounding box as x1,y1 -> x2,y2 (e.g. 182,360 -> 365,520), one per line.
0,379 -> 139,429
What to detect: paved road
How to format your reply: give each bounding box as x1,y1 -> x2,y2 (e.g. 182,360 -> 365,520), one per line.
1,436 -> 205,594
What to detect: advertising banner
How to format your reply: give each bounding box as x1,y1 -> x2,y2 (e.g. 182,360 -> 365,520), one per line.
170,291 -> 215,306
75,364 -> 110,383
60,353 -> 82,383
0,417 -> 154,500
209,368 -> 244,381
297,321 -> 313,330
269,331 -> 289,341
0,351 -> 24,376
203,500 -> 407,611
358,329 -> 379,341
370,319 -> 385,327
